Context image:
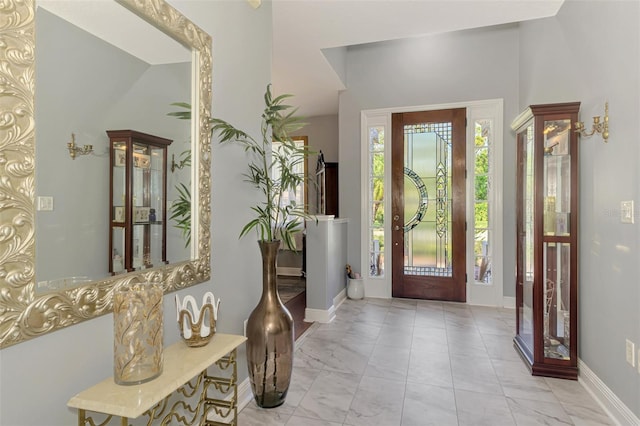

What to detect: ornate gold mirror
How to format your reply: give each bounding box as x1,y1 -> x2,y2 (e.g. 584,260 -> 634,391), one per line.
0,0 -> 212,348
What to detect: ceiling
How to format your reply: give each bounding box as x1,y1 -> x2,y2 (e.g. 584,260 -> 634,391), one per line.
38,0 -> 191,64
271,0 -> 565,117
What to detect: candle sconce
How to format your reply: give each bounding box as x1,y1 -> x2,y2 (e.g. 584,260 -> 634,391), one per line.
575,102 -> 609,143
67,133 -> 93,159
170,150 -> 191,173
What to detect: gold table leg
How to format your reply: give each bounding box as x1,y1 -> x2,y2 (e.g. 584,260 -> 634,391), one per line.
77,409 -> 127,426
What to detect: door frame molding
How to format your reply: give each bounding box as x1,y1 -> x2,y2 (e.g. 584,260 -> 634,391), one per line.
360,99 -> 504,306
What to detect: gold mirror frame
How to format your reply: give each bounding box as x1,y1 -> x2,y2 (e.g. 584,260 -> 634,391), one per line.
0,0 -> 212,349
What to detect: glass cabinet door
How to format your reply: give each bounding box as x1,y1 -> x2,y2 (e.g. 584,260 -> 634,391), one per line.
149,146 -> 165,267
518,124 -> 535,356
543,118 -> 572,237
542,117 -> 573,361
111,144 -> 127,273
543,242 -> 571,360
132,143 -> 151,269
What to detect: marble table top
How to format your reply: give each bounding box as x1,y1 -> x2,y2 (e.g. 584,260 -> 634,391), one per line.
68,333 -> 246,419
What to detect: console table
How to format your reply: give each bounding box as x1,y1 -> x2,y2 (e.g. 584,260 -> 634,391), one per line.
68,333 -> 246,426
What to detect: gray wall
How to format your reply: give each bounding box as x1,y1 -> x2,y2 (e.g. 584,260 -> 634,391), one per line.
305,217 -> 348,311
519,0 -> 639,416
338,24 -> 520,297
0,0 -> 272,424
35,8 -> 191,285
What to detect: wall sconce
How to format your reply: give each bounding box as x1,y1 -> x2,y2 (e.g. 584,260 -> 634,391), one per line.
575,102 -> 609,143
170,152 -> 190,173
67,133 -> 93,159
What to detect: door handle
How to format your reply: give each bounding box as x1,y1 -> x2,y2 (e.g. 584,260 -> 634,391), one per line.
394,225 -> 400,231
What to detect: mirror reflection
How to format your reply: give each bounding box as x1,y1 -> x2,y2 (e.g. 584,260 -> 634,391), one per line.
34,2 -> 193,292
0,0 -> 211,349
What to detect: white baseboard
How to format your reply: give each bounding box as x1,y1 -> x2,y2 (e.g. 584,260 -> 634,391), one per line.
579,359 -> 639,425
304,306 -> 336,323
237,377 -> 254,412
363,278 -> 391,299
334,288 -> 347,309
503,296 -> 515,309
276,267 -> 302,277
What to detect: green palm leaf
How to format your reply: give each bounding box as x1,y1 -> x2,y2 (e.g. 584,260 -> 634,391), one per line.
212,84 -> 316,249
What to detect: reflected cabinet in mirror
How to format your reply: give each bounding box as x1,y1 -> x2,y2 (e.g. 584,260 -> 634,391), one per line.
511,102 -> 579,379
0,0 -> 212,349
109,130 -> 172,274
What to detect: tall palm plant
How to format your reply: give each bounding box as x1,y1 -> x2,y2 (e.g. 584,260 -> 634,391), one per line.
211,84 -> 312,249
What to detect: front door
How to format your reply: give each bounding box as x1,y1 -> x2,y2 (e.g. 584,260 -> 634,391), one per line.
391,109 -> 466,301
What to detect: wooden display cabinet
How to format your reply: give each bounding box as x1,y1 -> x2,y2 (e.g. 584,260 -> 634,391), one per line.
316,153 -> 339,217
108,130 -> 172,274
511,102 -> 580,379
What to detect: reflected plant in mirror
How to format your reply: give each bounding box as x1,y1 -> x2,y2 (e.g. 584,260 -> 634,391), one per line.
168,103 -> 195,248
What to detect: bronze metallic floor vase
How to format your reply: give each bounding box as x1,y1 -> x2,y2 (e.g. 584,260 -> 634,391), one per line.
246,240 -> 294,408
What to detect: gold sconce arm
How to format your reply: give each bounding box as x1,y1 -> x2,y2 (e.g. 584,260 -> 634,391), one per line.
170,153 -> 181,172
575,102 -> 609,143
67,133 -> 93,159
171,151 -> 191,173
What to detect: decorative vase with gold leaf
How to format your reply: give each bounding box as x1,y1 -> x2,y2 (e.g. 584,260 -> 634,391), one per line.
113,283 -> 163,385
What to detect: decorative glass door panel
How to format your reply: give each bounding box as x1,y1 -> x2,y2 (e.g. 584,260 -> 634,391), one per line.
403,127 -> 452,276
392,109 -> 466,301
368,126 -> 385,277
473,120 -> 492,284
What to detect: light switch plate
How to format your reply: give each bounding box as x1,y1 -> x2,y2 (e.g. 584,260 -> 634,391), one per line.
36,196 -> 54,211
621,200 -> 634,224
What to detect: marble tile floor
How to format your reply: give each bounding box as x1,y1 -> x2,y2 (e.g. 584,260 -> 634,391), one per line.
238,297 -> 614,426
